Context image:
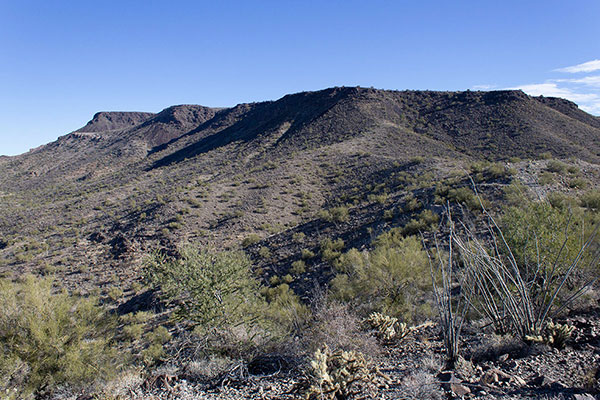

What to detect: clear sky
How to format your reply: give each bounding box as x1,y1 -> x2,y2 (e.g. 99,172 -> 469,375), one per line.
1,1 -> 599,156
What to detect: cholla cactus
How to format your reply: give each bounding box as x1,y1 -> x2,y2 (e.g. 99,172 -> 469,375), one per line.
366,312 -> 426,342
525,321 -> 575,349
545,321 -> 575,349
367,312 -> 398,341
305,345 -> 387,399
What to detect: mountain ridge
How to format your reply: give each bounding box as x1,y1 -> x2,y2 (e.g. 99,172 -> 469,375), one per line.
1,86 -> 600,296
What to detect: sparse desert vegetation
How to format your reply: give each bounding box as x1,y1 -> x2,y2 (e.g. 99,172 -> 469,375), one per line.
2,88 -> 600,399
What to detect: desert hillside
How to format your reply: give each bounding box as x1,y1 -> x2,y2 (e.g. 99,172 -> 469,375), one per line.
1,87 -> 600,399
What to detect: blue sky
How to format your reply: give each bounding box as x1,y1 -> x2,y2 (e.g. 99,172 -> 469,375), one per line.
1,1 -> 599,156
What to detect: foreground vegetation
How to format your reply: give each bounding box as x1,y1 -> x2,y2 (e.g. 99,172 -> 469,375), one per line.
2,181 -> 600,398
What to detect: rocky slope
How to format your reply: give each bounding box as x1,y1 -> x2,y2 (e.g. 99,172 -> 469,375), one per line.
1,87 -> 600,295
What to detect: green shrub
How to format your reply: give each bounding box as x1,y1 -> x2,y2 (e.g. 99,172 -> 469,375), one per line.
258,246 -> 272,259
292,232 -> 306,243
123,323 -> 144,341
290,260 -> 307,275
261,283 -> 309,334
569,177 -> 589,189
538,171 -> 554,185
0,276 -> 122,397
487,162 -> 515,179
330,235 -> 431,321
320,238 -> 345,264
141,343 -> 165,366
501,200 -> 598,293
269,275 -> 281,286
403,194 -> 422,212
107,286 -> 124,302
383,209 -> 395,220
145,247 -> 266,332
149,326 -> 172,345
401,209 -> 439,236
120,311 -> 152,325
301,249 -> 316,259
319,206 -> 349,223
446,187 -> 482,210
580,190 -> 600,210
242,234 -> 261,247
547,160 -> 567,174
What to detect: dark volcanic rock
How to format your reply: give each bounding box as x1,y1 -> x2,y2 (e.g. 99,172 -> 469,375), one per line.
76,111 -> 155,132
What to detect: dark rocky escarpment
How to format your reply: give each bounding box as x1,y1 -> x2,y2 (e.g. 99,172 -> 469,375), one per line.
75,111 -> 156,132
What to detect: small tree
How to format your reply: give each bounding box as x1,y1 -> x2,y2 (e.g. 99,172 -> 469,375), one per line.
145,246 -> 265,332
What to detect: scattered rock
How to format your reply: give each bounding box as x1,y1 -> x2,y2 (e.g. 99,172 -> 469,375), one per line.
572,394 -> 596,400
528,374 -> 554,387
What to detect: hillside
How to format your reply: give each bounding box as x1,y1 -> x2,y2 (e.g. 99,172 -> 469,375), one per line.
1,87 -> 600,294
2,87 -> 600,399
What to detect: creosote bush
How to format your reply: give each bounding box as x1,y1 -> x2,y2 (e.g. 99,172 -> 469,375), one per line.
0,275 -> 122,398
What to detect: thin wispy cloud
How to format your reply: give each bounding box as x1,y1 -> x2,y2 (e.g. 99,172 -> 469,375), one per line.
554,75 -> 600,87
512,82 -> 598,103
555,59 -> 600,73
472,84 -> 497,90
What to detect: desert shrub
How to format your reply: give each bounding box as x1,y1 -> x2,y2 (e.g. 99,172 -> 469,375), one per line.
304,300 -> 379,358
301,248 -> 315,259
290,260 -> 306,275
261,283 -> 310,335
330,235 -> 432,322
501,201 -> 598,280
145,247 -> 266,332
454,201 -> 599,340
107,286 -> 124,302
538,171 -> 555,185
401,209 -> 440,236
547,192 -> 578,210
403,194 -> 422,212
581,190 -> 600,210
146,246 -> 308,360
141,343 -> 165,366
120,311 -> 152,325
487,162 -> 515,179
447,187 -> 482,210
319,206 -> 349,223
292,232 -> 306,243
0,275 -> 122,398
123,323 -> 144,341
241,234 -> 261,247
547,160 -> 567,174
320,238 -> 345,264
258,246 -> 272,259
368,193 -> 388,205
569,177 -> 589,189
502,182 -> 531,206
148,326 -> 171,344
